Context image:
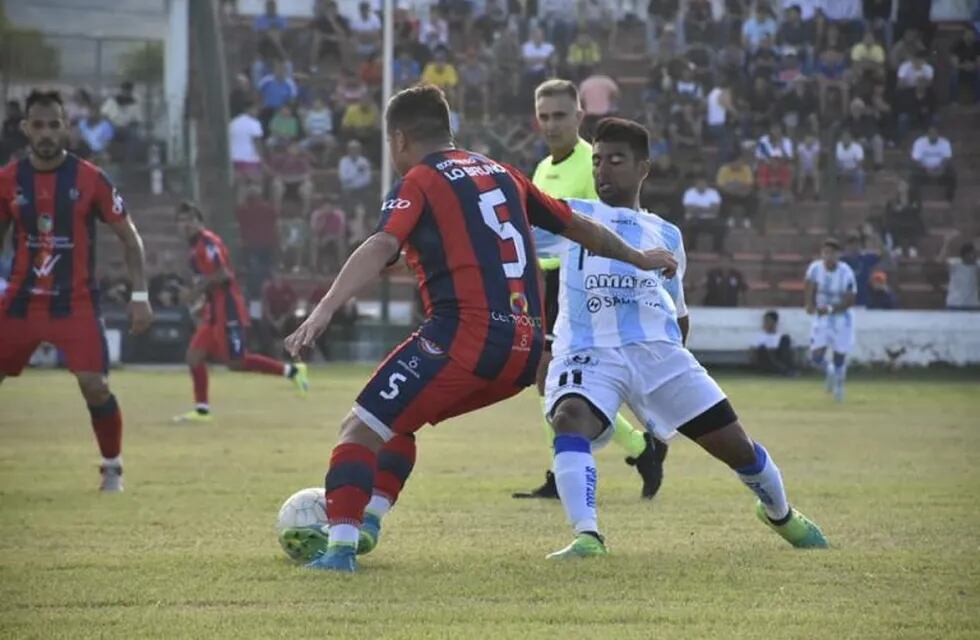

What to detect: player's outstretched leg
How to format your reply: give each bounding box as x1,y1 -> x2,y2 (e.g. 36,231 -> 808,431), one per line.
77,373 -> 124,492
690,407 -> 828,549
831,352 -> 847,403
359,433 -> 417,554
546,397 -> 609,559
233,353 -> 309,396
174,348 -> 213,423
306,413 -> 384,573
621,425 -> 669,500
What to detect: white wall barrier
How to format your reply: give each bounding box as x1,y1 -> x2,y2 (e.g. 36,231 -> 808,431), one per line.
688,307 -> 980,367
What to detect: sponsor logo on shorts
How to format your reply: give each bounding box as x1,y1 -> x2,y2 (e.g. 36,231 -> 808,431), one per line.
417,336 -> 446,358
396,356 -> 422,379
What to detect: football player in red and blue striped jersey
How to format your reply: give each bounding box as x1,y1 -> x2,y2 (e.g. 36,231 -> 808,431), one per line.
281,85 -> 677,572
171,201 -> 309,423
0,90 -> 153,492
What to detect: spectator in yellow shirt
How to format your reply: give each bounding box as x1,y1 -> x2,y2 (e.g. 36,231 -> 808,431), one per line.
340,93 -> 380,151
851,31 -> 886,81
716,146 -> 758,229
566,31 -> 601,81
421,46 -> 459,103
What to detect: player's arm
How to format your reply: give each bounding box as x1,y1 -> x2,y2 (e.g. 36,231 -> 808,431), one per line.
96,174 -> 153,334
107,216 -> 154,334
521,174 -> 677,276
286,177 -> 425,358
832,291 -> 856,314
667,230 -> 690,346
285,231 -> 400,358
804,279 -> 817,315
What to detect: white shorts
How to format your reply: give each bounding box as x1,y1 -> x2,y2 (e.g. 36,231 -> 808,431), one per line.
544,341 -> 728,445
809,313 -> 855,354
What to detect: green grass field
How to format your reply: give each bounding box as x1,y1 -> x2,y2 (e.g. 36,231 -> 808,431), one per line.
1,367 -> 978,639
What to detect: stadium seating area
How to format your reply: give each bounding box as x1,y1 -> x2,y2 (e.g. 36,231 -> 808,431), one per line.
7,1 -> 976,325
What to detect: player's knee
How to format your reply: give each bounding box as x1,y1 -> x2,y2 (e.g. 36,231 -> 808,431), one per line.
337,413 -> 384,453
551,397 -> 603,439
77,375 -> 110,405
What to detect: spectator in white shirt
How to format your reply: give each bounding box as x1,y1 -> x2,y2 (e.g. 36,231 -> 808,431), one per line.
897,50 -> 934,89
520,27 -> 555,100
338,139 -> 373,209
229,103 -> 265,198
349,1 -> 381,57
938,231 -> 979,310
756,121 -> 795,203
302,97 -> 336,159
909,125 -> 956,201
835,130 -> 865,197
683,176 -> 725,252
751,310 -> 797,376
796,132 -> 822,200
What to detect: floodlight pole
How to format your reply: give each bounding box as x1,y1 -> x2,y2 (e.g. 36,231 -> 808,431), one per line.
379,0 -> 394,328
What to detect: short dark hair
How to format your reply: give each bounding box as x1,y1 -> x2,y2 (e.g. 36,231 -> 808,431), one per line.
962,242 -> 976,257
385,84 -> 451,144
24,89 -> 65,117
823,237 -> 841,250
175,200 -> 204,222
764,310 -> 779,322
534,78 -> 578,104
593,117 -> 650,161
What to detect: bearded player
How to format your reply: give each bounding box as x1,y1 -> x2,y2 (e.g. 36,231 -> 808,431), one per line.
0,90 -> 153,492
280,85 -> 677,572
171,201 -> 309,423
513,79 -> 667,501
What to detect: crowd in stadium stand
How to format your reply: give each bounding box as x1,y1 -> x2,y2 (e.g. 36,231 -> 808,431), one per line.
212,0 -> 978,324
1,0 -> 978,331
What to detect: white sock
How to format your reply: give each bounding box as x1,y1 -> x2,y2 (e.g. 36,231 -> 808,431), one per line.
102,456 -> 121,468
735,443 -> 790,521
327,524 -> 359,547
283,363 -> 293,377
366,494 -> 392,518
195,403 -> 210,413
552,434 -> 599,534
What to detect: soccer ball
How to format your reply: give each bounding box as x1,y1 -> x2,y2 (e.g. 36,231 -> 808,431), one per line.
276,487 -> 329,562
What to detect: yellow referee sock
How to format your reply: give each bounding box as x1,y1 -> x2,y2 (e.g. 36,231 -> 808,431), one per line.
611,412 -> 647,457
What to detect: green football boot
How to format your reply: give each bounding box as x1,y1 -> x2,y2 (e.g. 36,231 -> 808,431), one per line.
546,533 -> 609,560
756,501 -> 829,549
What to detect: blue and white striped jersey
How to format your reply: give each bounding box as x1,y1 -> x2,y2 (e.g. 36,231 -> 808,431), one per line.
552,199 -> 687,356
805,259 -> 857,312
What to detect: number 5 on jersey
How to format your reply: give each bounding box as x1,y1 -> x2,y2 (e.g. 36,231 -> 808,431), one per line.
479,188 -> 527,279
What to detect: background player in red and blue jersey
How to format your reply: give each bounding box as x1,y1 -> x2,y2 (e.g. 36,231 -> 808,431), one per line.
0,90 -> 153,492
171,201 -> 309,423
281,85 -> 677,572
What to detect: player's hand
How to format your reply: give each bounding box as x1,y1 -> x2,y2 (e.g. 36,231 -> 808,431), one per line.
128,300 -> 154,335
636,248 -> 678,278
285,309 -> 333,359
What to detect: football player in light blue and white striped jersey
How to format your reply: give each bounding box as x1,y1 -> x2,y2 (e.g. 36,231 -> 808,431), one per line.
543,118 -> 828,559
804,238 -> 857,402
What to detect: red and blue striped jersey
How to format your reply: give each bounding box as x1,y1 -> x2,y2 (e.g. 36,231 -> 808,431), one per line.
376,149 -> 573,385
0,153 -> 127,319
188,228 -> 249,327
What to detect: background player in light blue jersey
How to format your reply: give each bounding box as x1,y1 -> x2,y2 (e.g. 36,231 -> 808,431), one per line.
804,238 -> 857,402
544,118 -> 829,559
